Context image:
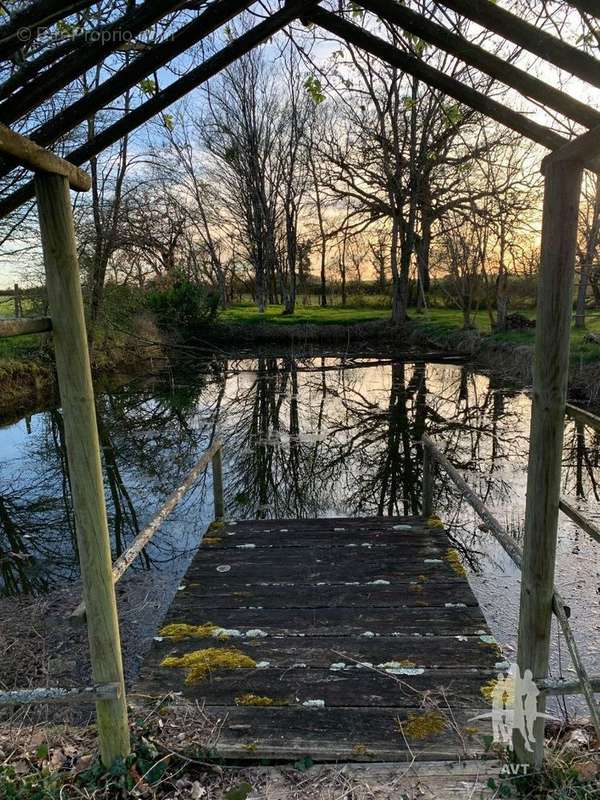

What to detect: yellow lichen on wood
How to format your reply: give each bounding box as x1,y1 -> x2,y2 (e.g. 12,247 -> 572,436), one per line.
159,622 -> 220,641
160,647 -> 256,684
395,659 -> 417,668
445,548 -> 466,576
352,743 -> 373,758
480,676 -> 514,705
235,693 -> 282,706
209,521 -> 225,530
399,710 -> 448,740
426,515 -> 444,529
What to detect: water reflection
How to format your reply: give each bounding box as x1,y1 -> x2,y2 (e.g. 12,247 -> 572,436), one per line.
0,357 -> 599,667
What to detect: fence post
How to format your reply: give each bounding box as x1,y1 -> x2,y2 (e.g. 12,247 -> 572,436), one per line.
14,282 -> 21,317
515,158 -> 583,767
34,173 -> 130,768
422,440 -> 433,518
212,444 -> 225,520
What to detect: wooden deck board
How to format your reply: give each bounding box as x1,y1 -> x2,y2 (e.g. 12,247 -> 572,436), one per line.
135,516 -> 499,762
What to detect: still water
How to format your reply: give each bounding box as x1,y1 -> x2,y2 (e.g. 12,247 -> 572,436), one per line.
1,355 -> 599,691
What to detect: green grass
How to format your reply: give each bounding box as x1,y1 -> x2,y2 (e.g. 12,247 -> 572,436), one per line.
219,303 -> 389,326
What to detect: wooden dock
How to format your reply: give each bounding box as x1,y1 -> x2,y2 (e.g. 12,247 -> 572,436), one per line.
136,516 -> 501,762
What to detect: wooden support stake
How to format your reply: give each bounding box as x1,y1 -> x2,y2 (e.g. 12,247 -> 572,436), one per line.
516,159 -> 584,767
422,441 -> 433,518
212,444 -> 225,520
34,173 -> 129,768
14,283 -> 21,317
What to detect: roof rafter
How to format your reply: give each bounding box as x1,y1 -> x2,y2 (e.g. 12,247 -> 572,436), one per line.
357,0 -> 600,130
0,0 -> 190,125
307,6 -> 574,154
0,0 -> 253,180
0,0 -> 94,61
0,0 -> 319,218
438,0 -> 600,90
543,121 -> 600,172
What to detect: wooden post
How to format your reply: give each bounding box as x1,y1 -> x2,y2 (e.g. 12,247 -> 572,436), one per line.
14,283 -> 21,317
422,441 -> 433,518
34,173 -> 130,767
212,445 -> 225,520
515,158 -> 583,767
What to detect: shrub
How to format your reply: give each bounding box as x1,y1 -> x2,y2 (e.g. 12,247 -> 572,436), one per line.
146,277 -> 219,330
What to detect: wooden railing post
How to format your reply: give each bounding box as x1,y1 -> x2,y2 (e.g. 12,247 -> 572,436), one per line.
422,440 -> 433,518
34,173 -> 130,768
212,444 -> 225,520
516,158 -> 583,767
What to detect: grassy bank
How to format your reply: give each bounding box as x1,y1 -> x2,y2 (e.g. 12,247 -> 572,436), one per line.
411,309 -> 600,365
220,303 -> 390,326
217,304 -> 600,365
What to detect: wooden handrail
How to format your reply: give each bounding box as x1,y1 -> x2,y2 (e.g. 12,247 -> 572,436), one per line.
0,682 -> 120,706
421,434 -> 600,735
559,496 -> 600,546
71,439 -> 224,621
565,402 -> 600,432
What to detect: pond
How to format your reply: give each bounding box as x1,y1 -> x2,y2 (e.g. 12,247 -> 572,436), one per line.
1,352 -> 599,702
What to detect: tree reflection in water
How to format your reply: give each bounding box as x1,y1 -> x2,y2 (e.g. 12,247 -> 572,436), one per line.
1,355 -> 599,599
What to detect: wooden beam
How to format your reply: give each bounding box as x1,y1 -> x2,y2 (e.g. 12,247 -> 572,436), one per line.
0,0 -> 93,60
0,316 -> 51,337
540,676 -> 600,696
70,439 -> 223,622
0,0 -> 253,181
0,683 -> 120,707
212,444 -> 225,520
565,402 -> 600,431
421,435 -> 524,568
357,0 -> 600,130
516,159 -> 584,767
0,0 -> 316,217
439,0 -> 600,90
35,172 -> 130,767
542,123 -> 600,173
0,0 -> 191,126
559,496 -> 600,546
0,123 -> 90,190
565,1 -> 600,17
307,7 -> 570,152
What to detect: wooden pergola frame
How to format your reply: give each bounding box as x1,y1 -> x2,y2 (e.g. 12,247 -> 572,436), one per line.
0,0 -> 599,769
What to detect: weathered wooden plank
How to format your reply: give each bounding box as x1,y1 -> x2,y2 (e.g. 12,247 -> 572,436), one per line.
159,606 -> 487,639
193,706 -> 491,761
165,581 -> 478,610
148,634 -> 501,673
184,550 -> 460,584
207,524 -> 446,549
136,515 -> 496,763
135,666 -> 496,708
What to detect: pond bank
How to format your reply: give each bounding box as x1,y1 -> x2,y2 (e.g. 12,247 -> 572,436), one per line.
405,321 -> 600,406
